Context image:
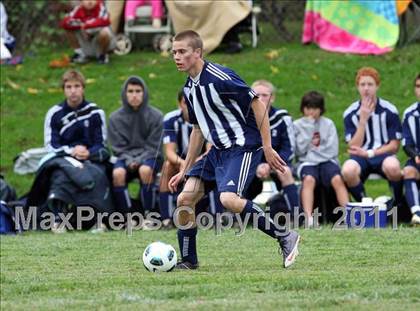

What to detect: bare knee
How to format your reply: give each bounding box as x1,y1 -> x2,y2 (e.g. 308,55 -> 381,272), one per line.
112,168 -> 126,186
139,165 -> 154,184
277,166 -> 294,186
98,28 -> 111,41
219,192 -> 244,213
382,157 -> 402,181
341,160 -> 361,185
177,191 -> 197,209
331,174 -> 345,188
302,175 -> 316,189
403,166 -> 418,179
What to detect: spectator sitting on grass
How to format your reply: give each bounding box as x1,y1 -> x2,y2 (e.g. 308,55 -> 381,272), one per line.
293,91 -> 349,227
60,0 -> 115,64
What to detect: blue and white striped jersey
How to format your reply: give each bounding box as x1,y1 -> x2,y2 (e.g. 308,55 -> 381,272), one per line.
44,100 -> 107,155
402,102 -> 420,153
183,61 -> 260,150
269,107 -> 295,163
343,98 -> 402,150
162,109 -> 192,158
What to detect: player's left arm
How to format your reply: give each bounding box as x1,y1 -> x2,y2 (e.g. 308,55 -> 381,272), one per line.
370,139 -> 400,156
251,98 -> 286,173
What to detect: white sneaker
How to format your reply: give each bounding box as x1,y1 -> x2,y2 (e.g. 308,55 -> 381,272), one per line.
141,219 -> 157,231
411,214 -> 420,226
90,222 -> 107,234
279,230 -> 300,268
51,222 -> 67,234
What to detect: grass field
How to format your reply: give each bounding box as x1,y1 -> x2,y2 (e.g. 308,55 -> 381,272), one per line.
1,227 -> 420,310
1,22 -> 420,310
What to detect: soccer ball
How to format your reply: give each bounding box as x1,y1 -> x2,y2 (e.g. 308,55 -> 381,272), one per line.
142,242 -> 177,272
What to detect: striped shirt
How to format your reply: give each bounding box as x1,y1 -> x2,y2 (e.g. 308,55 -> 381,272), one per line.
162,109 -> 192,158
269,107 -> 295,163
343,98 -> 402,150
183,61 -> 260,150
44,100 -> 107,155
402,102 -> 420,153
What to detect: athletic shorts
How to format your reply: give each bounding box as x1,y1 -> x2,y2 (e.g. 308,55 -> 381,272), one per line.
350,153 -> 394,181
186,146 -> 263,196
296,160 -> 341,188
114,158 -> 162,182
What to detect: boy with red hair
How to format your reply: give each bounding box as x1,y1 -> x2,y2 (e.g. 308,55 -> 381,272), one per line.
342,67 -> 403,205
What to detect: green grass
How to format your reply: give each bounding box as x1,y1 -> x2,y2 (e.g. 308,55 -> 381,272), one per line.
1,227 -> 420,310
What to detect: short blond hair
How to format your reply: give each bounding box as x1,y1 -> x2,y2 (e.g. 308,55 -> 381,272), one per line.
61,69 -> 85,89
251,80 -> 276,94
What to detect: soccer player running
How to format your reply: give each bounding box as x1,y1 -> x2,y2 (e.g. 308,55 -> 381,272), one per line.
169,30 -> 300,269
402,74 -> 420,225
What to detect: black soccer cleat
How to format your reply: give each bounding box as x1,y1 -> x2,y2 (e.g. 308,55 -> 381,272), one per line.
175,261 -> 199,270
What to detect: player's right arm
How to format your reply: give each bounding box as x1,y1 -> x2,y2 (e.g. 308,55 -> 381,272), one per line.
168,125 -> 205,192
348,97 -> 374,148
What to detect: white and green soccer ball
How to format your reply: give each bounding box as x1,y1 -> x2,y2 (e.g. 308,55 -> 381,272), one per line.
142,242 -> 177,272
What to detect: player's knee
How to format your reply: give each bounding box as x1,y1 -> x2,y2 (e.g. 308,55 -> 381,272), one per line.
277,166 -> 294,185
219,192 -> 239,210
331,174 -> 344,188
177,192 -> 196,209
139,165 -> 154,184
403,166 -> 417,179
302,175 -> 316,188
112,168 -> 126,186
382,157 -> 402,180
341,160 -> 360,181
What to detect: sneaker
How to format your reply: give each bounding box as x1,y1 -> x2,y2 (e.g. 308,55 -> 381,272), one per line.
71,52 -> 88,64
279,230 -> 300,268
90,222 -> 107,234
162,219 -> 175,230
175,261 -> 199,270
97,54 -> 109,64
51,222 -> 67,234
411,214 -> 420,226
142,219 -> 157,231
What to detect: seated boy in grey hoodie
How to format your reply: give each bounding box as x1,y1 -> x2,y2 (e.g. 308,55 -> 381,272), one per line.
293,91 -> 348,226
108,76 -> 163,215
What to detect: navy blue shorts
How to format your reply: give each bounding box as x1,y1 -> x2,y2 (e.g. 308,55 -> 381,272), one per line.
186,146 -> 263,196
405,158 -> 420,171
296,160 -> 341,188
114,158 -> 162,181
350,153 -> 393,181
